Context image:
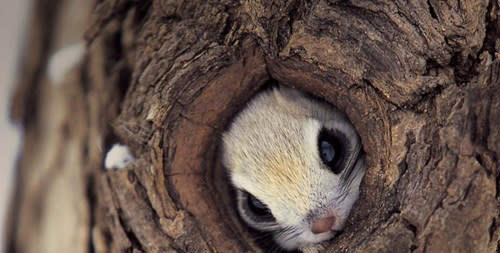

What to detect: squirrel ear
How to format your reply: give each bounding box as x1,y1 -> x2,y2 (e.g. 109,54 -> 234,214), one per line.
271,86 -> 310,116
272,86 -> 301,105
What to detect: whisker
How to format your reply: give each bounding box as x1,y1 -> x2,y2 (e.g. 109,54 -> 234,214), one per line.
273,225 -> 302,250
340,146 -> 362,182
340,156 -> 364,194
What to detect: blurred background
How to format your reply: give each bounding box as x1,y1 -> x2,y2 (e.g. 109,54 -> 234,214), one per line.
0,0 -> 32,252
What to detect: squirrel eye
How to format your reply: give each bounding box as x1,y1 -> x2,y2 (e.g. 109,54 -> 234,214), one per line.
318,128 -> 345,174
237,190 -> 276,228
247,193 -> 272,217
248,194 -> 266,210
320,140 -> 336,163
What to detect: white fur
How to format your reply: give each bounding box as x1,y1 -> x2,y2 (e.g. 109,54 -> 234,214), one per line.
104,144 -> 134,170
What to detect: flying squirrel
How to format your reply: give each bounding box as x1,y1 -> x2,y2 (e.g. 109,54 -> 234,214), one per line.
222,86 -> 366,252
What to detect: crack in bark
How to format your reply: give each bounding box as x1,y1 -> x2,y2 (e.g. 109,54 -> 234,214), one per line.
86,0 -> 143,43
86,174 -> 97,253
362,78 -> 401,110
116,208 -> 146,252
426,0 -> 438,20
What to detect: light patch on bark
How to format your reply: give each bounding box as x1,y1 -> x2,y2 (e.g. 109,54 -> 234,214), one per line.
104,143 -> 134,170
47,41 -> 85,85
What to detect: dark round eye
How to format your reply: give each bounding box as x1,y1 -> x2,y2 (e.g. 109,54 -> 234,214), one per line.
236,190 -> 276,231
247,193 -> 271,217
320,140 -> 336,163
318,128 -> 346,174
249,194 -> 266,209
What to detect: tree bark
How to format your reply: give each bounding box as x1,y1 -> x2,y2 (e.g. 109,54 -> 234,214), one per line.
6,0 -> 500,252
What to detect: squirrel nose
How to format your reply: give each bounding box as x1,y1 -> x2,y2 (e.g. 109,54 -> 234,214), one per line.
311,216 -> 336,234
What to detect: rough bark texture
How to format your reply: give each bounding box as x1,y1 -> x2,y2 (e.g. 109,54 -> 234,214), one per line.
6,0 -> 500,252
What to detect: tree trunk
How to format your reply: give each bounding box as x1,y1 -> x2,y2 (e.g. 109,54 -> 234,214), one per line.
6,0 -> 500,252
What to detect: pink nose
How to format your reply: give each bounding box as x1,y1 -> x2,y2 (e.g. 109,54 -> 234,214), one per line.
311,216 -> 336,234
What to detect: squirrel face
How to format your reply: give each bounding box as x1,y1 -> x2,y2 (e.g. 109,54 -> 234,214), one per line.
222,87 -> 365,250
